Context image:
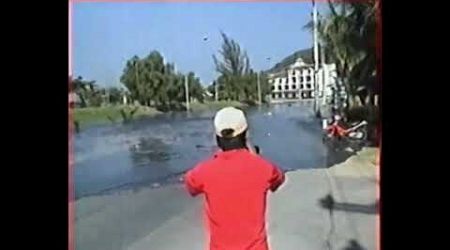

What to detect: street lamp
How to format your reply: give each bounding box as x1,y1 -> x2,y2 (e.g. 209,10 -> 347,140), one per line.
257,72 -> 262,105
202,35 -> 218,102
184,74 -> 190,111
264,57 -> 272,103
312,0 -> 321,118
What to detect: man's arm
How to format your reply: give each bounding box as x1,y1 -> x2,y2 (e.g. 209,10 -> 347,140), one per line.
269,164 -> 285,192
184,166 -> 204,197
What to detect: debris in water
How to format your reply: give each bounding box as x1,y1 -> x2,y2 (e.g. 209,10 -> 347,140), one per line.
151,183 -> 160,188
345,147 -> 354,153
130,144 -> 140,151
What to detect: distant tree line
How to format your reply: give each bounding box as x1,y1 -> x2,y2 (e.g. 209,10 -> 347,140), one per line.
71,76 -> 127,108
119,51 -> 204,111
72,32 -> 273,110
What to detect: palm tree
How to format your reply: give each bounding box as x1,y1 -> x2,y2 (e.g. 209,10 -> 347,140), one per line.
213,32 -> 255,101
72,76 -> 100,107
304,0 -> 376,109
72,76 -> 88,107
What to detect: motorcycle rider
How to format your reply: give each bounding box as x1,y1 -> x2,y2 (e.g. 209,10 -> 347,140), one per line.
326,114 -> 349,139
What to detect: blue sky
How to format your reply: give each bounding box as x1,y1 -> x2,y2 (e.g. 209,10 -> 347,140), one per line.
73,2 -> 327,87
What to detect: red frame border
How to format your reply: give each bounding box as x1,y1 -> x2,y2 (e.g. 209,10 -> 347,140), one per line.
67,1 -> 381,250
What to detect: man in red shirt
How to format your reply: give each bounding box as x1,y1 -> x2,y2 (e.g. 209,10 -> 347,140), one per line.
184,107 -> 285,250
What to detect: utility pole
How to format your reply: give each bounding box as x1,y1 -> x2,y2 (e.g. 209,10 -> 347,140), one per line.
184,74 -> 190,111
321,42 -> 327,106
135,60 -> 142,105
266,57 -> 271,103
257,72 -> 262,105
215,81 -> 219,102
312,0 -> 320,117
203,35 -> 218,102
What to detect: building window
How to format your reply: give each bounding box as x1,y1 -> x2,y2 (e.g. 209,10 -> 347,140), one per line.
300,84 -> 304,89
306,84 -> 312,89
292,77 -> 296,83
278,93 -> 282,98
272,93 -> 276,99
271,85 -> 275,90
278,85 -> 282,90
284,85 -> 289,90
300,77 -> 304,82
279,79 -> 282,84
292,85 -> 296,89
306,76 -> 311,81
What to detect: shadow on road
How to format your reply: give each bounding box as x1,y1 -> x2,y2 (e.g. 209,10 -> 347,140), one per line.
342,239 -> 366,250
319,194 -> 378,215
319,194 -> 374,250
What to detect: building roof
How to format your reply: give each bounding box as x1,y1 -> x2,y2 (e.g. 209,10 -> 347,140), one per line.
266,48 -> 314,74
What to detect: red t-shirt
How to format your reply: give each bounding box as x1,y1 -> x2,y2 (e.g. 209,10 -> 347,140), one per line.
185,149 -> 285,250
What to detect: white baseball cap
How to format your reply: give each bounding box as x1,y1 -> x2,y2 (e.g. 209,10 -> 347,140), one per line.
214,107 -> 248,137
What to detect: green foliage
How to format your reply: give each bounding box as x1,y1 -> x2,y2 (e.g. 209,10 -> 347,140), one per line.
212,32 -> 263,103
71,76 -> 103,107
120,51 -> 205,109
303,0 -> 377,108
107,87 -> 123,104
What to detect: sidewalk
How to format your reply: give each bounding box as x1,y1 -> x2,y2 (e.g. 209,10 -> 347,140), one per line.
127,147 -> 378,250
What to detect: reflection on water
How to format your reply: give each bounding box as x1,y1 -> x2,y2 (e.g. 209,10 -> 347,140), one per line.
74,103 -> 329,200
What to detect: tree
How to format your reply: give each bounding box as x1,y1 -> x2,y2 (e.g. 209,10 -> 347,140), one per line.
71,76 -> 88,107
120,51 -> 168,107
213,32 -> 259,102
107,87 -> 122,104
120,56 -> 143,104
120,50 -> 205,110
187,72 -> 205,103
71,76 -> 102,107
213,32 -> 251,77
303,0 -> 377,108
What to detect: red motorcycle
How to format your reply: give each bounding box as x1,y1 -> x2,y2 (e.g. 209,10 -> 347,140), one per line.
322,115 -> 368,152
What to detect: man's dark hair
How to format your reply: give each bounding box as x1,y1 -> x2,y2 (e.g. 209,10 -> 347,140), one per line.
216,129 -> 247,151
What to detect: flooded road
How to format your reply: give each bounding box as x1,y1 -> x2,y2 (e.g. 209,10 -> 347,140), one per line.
74,102 -> 329,200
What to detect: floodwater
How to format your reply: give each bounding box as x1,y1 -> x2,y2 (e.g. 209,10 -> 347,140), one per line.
74,101 -> 330,200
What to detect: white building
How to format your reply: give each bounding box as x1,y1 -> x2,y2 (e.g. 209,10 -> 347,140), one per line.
268,57 -> 343,103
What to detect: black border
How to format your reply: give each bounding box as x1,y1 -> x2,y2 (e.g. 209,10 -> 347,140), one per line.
17,0 -> 69,249
381,0 -> 432,248
16,0 -> 430,249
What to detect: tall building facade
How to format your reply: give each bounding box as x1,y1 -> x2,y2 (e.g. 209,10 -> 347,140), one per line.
268,58 -> 343,103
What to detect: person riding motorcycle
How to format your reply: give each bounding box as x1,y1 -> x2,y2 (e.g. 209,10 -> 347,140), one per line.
325,114 -> 350,139
325,114 -> 367,140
